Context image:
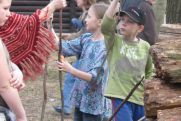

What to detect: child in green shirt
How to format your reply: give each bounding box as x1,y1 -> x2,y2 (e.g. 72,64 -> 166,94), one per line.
101,0 -> 154,120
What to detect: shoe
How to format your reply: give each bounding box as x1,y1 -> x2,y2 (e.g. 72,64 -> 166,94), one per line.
53,106 -> 71,116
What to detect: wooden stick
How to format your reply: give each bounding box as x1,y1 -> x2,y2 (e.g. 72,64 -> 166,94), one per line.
40,64 -> 48,121
58,9 -> 64,121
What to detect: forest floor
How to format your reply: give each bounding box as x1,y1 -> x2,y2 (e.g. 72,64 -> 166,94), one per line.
20,53 -> 75,121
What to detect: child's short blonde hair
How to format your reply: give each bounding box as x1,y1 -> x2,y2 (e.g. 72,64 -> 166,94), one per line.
90,3 -> 108,19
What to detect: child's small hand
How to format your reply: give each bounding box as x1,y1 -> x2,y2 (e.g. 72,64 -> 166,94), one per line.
56,59 -> 74,73
10,71 -> 25,91
53,0 -> 67,10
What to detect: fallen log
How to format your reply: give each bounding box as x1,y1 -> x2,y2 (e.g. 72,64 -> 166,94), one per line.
160,24 -> 181,34
145,118 -> 157,121
144,78 -> 181,117
150,39 -> 181,83
157,107 -> 181,121
159,24 -> 181,42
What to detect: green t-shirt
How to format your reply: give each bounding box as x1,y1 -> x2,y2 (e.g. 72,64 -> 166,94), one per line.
101,15 -> 154,105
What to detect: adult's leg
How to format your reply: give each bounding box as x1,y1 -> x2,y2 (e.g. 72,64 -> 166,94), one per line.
54,61 -> 78,114
54,73 -> 75,114
62,72 -> 75,113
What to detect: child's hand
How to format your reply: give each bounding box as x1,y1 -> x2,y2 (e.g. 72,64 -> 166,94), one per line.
10,71 -> 25,91
53,0 -> 67,10
56,59 -> 74,73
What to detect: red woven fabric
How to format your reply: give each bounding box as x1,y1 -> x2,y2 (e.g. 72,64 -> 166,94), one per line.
0,10 -> 56,80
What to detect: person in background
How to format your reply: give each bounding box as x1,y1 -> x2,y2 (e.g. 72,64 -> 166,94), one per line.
62,0 -> 96,40
137,0 -> 158,45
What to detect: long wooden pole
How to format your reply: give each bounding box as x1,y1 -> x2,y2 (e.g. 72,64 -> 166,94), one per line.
40,13 -> 54,121
40,64 -> 48,121
58,9 -> 64,121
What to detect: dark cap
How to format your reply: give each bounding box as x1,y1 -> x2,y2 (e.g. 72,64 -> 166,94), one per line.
119,7 -> 145,25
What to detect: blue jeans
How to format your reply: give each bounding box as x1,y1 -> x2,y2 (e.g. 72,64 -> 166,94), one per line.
74,108 -> 103,121
62,62 -> 78,113
111,98 -> 145,121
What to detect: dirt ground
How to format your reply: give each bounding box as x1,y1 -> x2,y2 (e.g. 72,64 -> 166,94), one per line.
19,52 -> 74,121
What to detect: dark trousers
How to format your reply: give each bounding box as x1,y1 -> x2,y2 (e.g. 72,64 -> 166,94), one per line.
74,108 -> 103,121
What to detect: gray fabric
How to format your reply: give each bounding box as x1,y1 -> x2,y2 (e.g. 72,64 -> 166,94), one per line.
0,106 -> 16,121
0,113 -> 6,121
138,1 -> 157,45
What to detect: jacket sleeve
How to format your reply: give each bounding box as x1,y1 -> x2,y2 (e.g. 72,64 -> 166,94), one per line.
101,15 -> 117,49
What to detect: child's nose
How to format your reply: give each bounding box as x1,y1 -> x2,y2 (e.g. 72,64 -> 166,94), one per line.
120,22 -> 126,27
6,10 -> 11,17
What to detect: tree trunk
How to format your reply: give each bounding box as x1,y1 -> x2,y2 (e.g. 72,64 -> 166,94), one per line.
157,107 -> 181,121
144,78 -> 181,117
166,0 -> 181,24
153,0 -> 167,33
150,38 -> 181,83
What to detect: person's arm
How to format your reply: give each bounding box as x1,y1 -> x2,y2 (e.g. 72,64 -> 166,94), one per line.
10,62 -> 25,91
0,45 -> 27,121
105,0 -> 120,18
57,60 -> 92,81
57,48 -> 106,82
101,0 -> 119,48
63,29 -> 85,40
61,33 -> 91,57
39,0 -> 67,21
49,26 -> 59,50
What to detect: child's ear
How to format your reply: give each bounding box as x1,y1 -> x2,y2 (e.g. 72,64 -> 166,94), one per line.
98,19 -> 102,26
138,25 -> 144,33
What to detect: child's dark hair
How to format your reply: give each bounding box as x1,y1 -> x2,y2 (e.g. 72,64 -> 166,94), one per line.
90,3 -> 108,19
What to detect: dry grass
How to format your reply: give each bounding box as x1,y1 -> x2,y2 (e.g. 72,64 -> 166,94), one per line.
20,52 -> 75,121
